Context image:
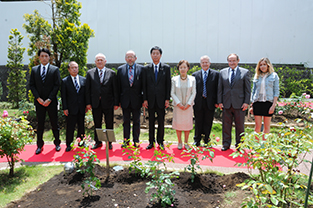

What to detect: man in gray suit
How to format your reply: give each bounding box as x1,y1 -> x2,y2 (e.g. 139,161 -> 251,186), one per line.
217,53 -> 251,151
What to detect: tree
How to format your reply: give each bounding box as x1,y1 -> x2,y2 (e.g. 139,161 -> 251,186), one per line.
6,29 -> 26,108
23,0 -> 95,78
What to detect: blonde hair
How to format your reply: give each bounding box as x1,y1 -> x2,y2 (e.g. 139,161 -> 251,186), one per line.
255,57 -> 274,79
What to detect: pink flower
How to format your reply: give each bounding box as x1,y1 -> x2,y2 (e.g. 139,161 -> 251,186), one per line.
76,137 -> 81,143
278,110 -> 283,115
216,137 -> 220,142
306,94 -> 310,99
303,93 -> 307,96
23,111 -> 26,114
2,110 -> 8,118
26,111 -> 29,114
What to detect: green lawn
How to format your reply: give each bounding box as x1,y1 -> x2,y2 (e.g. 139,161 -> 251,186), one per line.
0,165 -> 63,208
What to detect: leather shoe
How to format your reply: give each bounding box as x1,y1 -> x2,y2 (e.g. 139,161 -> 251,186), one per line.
159,144 -> 165,150
221,147 -> 230,151
146,143 -> 154,150
35,147 -> 43,155
109,143 -> 113,150
65,146 -> 72,152
91,142 -> 103,149
193,142 -> 200,147
121,141 -> 129,148
55,145 -> 61,151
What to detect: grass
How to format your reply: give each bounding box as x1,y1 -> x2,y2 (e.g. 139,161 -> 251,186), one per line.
0,165 -> 63,208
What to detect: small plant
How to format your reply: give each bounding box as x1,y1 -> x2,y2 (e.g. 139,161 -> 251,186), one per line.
182,143 -> 215,183
144,144 -> 179,207
72,135 -> 101,197
232,123 -> 313,207
0,110 -> 34,176
122,141 -> 146,177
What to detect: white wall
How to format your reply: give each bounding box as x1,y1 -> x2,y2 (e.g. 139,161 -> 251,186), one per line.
0,0 -> 313,67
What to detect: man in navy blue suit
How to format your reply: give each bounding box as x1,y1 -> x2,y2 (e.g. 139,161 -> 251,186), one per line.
61,61 -> 86,152
143,46 -> 171,150
117,50 -> 144,148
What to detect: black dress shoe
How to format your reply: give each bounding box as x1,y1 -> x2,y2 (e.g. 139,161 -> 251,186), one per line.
146,143 -> 154,150
121,141 -> 129,148
55,145 -> 61,151
221,147 -> 230,151
109,143 -> 113,150
159,144 -> 165,150
193,142 -> 200,147
91,142 -> 103,149
65,146 -> 72,152
35,147 -> 43,155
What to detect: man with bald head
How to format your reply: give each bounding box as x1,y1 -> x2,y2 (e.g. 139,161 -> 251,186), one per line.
86,53 -> 119,150
61,61 -> 86,152
117,50 -> 144,148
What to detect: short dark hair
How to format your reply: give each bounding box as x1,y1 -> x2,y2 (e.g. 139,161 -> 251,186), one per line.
177,60 -> 190,69
38,48 -> 51,57
150,46 -> 162,55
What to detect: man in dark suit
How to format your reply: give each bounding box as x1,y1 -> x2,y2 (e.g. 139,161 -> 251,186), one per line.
29,48 -> 61,154
217,53 -> 251,151
192,55 -> 219,146
61,61 -> 86,152
143,46 -> 171,150
86,53 -> 119,150
117,50 -> 143,148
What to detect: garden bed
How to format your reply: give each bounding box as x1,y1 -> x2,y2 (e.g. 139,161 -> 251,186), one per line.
6,164 -> 250,208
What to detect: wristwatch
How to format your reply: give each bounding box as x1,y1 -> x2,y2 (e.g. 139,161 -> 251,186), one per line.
47,98 -> 51,102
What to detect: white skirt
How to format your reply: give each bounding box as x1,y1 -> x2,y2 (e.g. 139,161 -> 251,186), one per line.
172,105 -> 193,131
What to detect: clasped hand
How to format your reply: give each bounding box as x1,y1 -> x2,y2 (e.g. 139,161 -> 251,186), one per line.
177,103 -> 190,110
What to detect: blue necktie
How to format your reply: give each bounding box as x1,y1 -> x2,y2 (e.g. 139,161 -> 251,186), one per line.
203,71 -> 207,98
129,66 -> 133,86
231,69 -> 235,86
41,66 -> 46,82
74,76 -> 79,93
154,65 -> 158,82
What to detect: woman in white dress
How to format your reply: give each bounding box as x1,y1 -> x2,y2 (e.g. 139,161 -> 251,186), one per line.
171,60 -> 196,150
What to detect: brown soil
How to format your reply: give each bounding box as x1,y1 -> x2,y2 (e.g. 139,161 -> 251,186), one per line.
6,164 -> 250,208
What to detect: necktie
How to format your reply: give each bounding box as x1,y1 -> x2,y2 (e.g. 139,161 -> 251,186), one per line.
203,71 -> 207,98
154,65 -> 158,82
129,66 -> 133,86
74,76 -> 79,93
41,66 -> 46,82
99,69 -> 103,84
231,69 -> 235,86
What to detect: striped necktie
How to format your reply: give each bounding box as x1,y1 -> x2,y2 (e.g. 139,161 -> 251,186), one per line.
129,66 -> 133,86
203,71 -> 207,98
74,76 -> 79,93
231,69 -> 235,86
41,66 -> 46,82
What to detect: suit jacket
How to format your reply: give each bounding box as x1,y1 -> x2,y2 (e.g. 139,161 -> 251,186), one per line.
29,64 -> 61,104
143,63 -> 171,109
171,75 -> 196,106
117,63 -> 143,109
61,75 -> 86,115
217,67 -> 251,109
192,69 -> 219,111
85,67 -> 118,109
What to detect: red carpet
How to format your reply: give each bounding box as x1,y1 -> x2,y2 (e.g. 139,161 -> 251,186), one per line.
0,144 -> 248,168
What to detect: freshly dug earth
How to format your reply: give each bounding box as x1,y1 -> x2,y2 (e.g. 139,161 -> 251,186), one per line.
6,165 -> 250,208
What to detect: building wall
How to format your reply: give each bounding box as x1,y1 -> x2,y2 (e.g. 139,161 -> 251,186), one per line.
0,0 -> 312,66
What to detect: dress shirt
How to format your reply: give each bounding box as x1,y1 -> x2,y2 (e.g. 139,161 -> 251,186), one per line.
41,63 -> 50,75
153,63 -> 160,72
71,75 -> 80,89
98,67 -> 106,83
202,68 -> 210,81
